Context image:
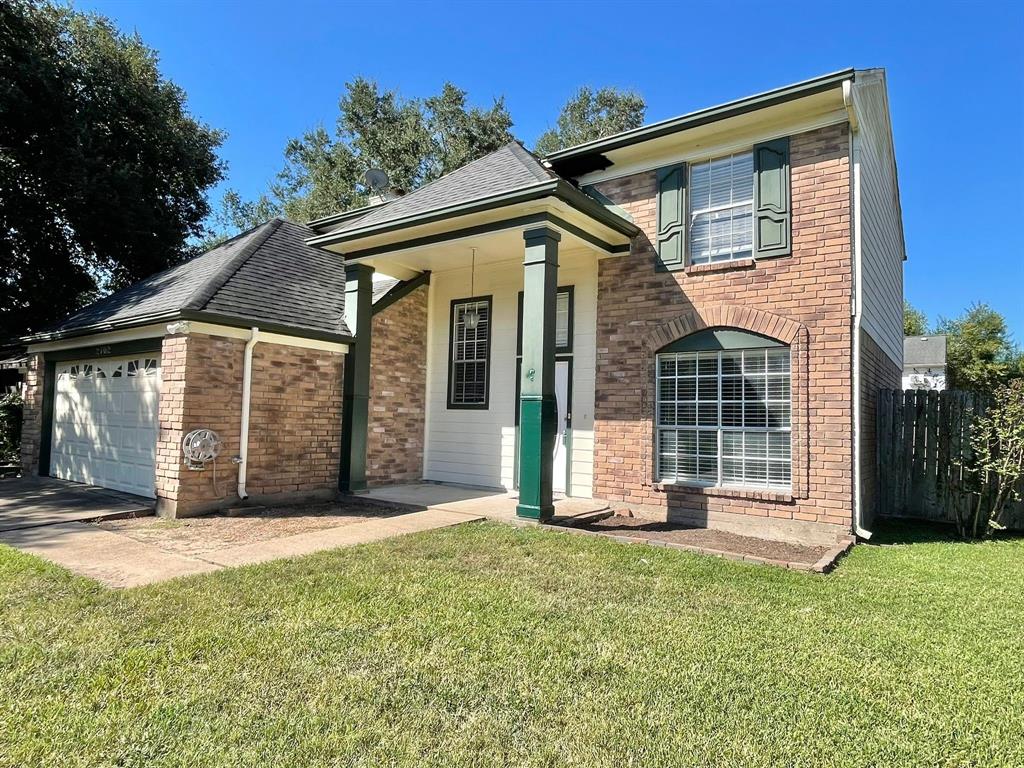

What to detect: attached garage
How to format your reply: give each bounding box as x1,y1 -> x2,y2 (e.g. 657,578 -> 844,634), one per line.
48,354 -> 160,498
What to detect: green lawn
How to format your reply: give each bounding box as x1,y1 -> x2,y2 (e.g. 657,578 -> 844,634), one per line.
1,522 -> 1021,767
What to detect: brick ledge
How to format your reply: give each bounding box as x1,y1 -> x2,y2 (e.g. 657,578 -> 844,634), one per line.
651,482 -> 793,504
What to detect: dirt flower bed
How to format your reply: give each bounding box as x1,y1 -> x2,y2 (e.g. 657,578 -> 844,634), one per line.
97,500 -> 403,558
569,514 -> 831,567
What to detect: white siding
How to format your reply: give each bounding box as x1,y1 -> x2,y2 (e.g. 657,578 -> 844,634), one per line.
423,249 -> 597,497
853,71 -> 905,366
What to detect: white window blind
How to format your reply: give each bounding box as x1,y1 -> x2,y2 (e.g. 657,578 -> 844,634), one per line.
689,152 -> 754,265
656,347 -> 791,489
450,299 -> 490,406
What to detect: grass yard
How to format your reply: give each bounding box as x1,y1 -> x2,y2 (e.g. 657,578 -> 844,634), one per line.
1,521 -> 1021,767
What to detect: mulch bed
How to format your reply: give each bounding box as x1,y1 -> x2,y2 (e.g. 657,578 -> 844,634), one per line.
96,499 -> 405,558
563,514 -> 833,569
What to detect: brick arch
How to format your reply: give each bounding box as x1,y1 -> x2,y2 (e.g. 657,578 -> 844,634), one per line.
642,305 -> 804,352
639,306 -> 811,499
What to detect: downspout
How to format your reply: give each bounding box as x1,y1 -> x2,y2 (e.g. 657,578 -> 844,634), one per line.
845,80 -> 871,540
236,327 -> 259,500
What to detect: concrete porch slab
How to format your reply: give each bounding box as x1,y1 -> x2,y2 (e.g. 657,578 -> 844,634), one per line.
361,483 -> 610,525
0,476 -> 154,532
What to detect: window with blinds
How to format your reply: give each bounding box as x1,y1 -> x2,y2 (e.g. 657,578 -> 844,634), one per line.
449,297 -> 491,408
689,152 -> 754,265
656,346 -> 791,489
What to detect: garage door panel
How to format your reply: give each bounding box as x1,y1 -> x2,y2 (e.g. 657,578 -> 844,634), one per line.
51,355 -> 160,498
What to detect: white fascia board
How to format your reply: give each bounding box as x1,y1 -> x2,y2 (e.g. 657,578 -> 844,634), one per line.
185,322 -> 349,353
27,324 -> 166,353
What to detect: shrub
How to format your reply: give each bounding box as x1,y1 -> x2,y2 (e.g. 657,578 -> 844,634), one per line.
957,379 -> 1024,538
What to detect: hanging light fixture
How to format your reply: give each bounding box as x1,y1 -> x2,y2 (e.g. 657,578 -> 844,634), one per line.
464,247 -> 480,330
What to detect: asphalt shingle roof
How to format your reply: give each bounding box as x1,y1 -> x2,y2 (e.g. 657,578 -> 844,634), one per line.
42,219 -> 351,340
903,335 -> 947,367
327,142 -> 557,235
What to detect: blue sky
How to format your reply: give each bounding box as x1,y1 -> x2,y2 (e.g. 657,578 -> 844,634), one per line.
78,0 -> 1024,336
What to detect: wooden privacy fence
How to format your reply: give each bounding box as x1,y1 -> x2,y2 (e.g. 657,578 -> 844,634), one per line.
876,389 -> 1024,528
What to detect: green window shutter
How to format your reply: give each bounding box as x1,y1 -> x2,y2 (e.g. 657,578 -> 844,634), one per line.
753,137 -> 791,258
655,163 -> 687,270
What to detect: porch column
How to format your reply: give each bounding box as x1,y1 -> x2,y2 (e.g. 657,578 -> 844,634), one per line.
516,226 -> 560,521
339,263 -> 374,493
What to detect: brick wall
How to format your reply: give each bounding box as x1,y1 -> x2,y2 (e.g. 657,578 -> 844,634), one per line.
591,123 -> 854,543
858,328 -> 901,529
366,286 -> 427,486
19,353 -> 43,473
156,332 -> 344,517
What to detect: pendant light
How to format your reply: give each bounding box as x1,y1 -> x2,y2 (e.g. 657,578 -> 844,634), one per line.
464,247 -> 480,330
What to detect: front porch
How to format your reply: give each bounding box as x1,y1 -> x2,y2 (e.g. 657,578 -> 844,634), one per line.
306,142 -> 640,522
362,482 -> 611,526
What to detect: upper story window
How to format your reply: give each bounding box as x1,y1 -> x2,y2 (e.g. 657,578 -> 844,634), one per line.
448,297 -> 491,409
655,329 -> 791,490
688,152 -> 754,265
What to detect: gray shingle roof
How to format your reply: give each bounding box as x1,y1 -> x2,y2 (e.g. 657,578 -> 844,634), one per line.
327,142 -> 557,235
903,335 -> 947,367
36,219 -> 351,341
371,276 -> 401,304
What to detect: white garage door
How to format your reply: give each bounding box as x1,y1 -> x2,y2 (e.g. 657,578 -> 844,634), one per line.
50,356 -> 160,498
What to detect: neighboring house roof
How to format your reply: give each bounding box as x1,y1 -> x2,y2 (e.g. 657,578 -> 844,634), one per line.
903,335 -> 947,367
25,219 -> 352,344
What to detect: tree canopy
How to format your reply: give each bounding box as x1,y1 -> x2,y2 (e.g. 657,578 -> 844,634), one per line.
937,303 -> 1024,392
213,79 -> 515,234
534,86 -> 646,156
0,0 -> 225,342
904,301 -> 928,336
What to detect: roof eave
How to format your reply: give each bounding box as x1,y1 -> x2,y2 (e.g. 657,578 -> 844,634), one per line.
21,309 -> 353,347
305,178 -> 639,253
546,68 -> 856,170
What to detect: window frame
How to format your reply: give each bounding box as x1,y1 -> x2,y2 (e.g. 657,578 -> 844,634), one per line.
447,295 -> 493,410
654,336 -> 792,491
516,285 -> 574,356
686,150 -> 755,267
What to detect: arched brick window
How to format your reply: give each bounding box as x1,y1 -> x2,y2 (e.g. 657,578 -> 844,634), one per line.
656,328 -> 791,489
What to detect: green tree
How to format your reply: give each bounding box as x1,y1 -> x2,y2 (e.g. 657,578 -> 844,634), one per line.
904,301 -> 929,336
0,0 -> 225,341
535,86 -> 646,156
214,79 -> 514,234
937,303 -> 1024,392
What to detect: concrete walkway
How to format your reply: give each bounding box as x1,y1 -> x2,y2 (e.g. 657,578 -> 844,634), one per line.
0,508 -> 482,588
0,476 -> 154,532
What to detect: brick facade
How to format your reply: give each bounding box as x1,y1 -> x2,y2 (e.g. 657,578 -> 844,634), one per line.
366,287 -> 428,486
156,332 -> 344,517
591,123 -> 854,544
858,328 -> 901,529
18,353 -> 43,473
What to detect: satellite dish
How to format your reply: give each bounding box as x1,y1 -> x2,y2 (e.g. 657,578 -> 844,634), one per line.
363,168 -> 391,193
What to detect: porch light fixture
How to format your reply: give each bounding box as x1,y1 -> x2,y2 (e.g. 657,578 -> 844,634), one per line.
464,247 -> 480,330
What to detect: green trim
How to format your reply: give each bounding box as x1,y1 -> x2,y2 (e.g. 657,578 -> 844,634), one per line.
546,69 -> 855,166
339,265 -> 374,493
517,286 -> 574,356
306,201 -> 388,231
581,184 -> 635,222
38,359 -> 55,478
371,271 -> 431,316
753,136 -> 792,258
446,295 -> 493,411
659,328 -> 784,353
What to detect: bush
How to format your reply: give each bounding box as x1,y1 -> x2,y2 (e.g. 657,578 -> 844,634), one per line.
0,392 -> 22,465
957,379 -> 1024,538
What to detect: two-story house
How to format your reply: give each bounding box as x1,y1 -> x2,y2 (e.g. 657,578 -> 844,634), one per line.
19,68 -> 904,546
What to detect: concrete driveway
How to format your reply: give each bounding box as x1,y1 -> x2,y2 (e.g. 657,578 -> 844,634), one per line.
0,476 -> 154,532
